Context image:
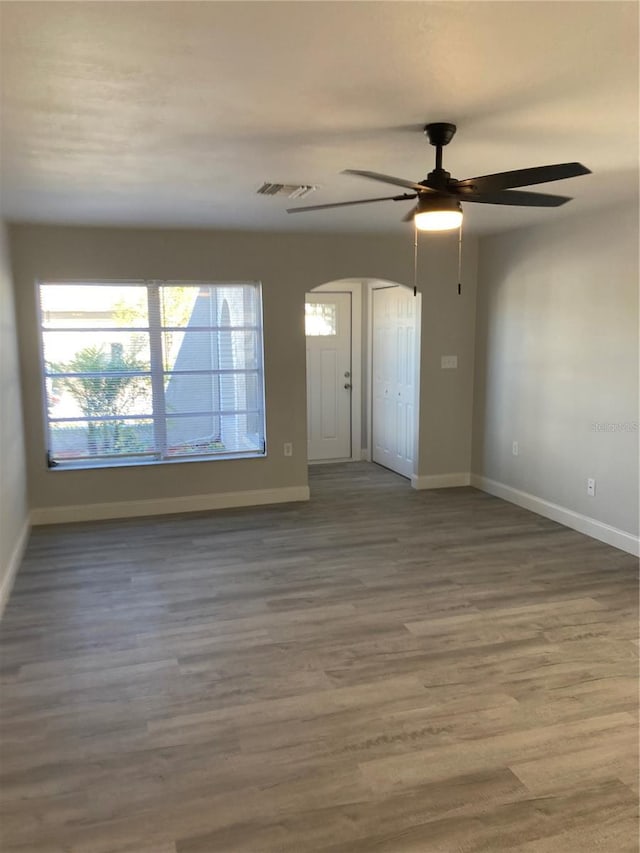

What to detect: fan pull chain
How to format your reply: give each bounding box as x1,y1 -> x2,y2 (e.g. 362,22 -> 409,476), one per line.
458,222 -> 462,296
413,223 -> 418,297
457,221 -> 463,295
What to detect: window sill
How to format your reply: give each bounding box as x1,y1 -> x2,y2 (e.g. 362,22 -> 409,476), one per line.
48,451 -> 267,472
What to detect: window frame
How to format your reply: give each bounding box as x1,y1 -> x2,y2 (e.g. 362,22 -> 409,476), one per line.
36,279 -> 267,471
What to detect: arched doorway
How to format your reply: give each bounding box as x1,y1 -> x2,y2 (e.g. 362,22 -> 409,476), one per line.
305,279 -> 421,480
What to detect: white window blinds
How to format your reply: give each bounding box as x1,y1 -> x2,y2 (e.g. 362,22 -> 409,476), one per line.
39,281 -> 266,467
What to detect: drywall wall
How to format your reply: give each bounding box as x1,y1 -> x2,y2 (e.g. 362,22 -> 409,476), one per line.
419,236 -> 478,480
472,201 -> 639,547
9,224 -> 477,519
0,221 -> 29,608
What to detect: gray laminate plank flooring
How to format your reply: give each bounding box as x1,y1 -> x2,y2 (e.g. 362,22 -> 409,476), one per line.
0,463 -> 638,852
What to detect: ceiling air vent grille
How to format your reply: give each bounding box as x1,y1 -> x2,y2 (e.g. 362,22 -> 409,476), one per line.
257,182 -> 317,199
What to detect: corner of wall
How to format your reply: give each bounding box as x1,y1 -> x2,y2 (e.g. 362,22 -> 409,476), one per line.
0,220 -> 30,613
0,516 -> 30,616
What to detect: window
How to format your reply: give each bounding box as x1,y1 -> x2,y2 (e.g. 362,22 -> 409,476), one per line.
39,281 -> 266,468
305,301 -> 337,336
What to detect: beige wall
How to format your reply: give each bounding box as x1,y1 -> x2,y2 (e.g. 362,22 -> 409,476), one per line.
420,236 -> 478,477
10,224 -> 478,516
472,201 -> 639,538
0,221 -> 29,601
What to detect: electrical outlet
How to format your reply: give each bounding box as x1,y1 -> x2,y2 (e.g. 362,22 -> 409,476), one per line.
512,441 -> 519,456
283,442 -> 293,457
441,355 -> 458,369
587,478 -> 596,497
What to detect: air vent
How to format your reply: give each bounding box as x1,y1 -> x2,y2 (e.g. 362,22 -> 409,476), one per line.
257,182 -> 317,199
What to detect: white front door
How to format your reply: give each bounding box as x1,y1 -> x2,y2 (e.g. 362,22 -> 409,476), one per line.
305,292 -> 352,461
372,286 -> 418,478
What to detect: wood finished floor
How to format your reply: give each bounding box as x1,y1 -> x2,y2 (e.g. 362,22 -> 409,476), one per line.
0,462 -> 638,853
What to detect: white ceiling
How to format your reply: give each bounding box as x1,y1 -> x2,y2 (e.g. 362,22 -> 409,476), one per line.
0,1 -> 637,235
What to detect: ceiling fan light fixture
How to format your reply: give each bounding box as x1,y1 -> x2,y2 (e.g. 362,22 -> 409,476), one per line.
414,196 -> 463,232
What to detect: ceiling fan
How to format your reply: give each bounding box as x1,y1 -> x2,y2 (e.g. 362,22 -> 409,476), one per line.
286,123 -> 591,230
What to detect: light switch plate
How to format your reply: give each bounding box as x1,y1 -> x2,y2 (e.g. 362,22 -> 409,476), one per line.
441,355 -> 458,369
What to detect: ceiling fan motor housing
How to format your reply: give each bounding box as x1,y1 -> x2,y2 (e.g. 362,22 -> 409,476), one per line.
416,194 -> 461,214
423,170 -> 451,191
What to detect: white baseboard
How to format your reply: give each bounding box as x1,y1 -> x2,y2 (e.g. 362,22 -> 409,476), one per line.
0,517 -> 31,617
31,485 -> 310,526
470,474 -> 639,557
412,472 -> 471,490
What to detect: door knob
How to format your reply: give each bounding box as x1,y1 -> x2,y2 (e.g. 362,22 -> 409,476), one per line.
344,383 -> 352,390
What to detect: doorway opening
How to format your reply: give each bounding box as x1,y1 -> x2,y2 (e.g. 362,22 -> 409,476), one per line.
305,279 -> 421,481
305,281 -> 361,463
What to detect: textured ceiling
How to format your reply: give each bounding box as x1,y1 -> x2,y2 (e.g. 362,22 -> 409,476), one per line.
0,1 -> 638,234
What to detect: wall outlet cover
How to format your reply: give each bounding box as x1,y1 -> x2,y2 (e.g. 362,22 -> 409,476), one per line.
441,355 -> 458,369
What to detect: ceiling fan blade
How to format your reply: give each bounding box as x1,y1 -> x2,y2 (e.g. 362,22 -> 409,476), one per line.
402,207 -> 417,222
460,189 -> 572,207
453,162 -> 591,193
342,169 -> 434,193
286,193 -> 416,214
